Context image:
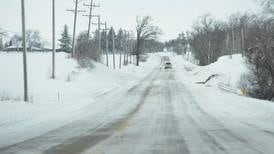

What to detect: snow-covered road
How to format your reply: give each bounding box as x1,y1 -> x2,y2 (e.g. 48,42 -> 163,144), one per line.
1,56 -> 274,154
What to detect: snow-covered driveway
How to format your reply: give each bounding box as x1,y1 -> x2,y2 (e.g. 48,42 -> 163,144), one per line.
1,56 -> 274,154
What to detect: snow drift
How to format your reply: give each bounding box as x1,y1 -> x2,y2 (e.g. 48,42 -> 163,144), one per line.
173,54 -> 248,93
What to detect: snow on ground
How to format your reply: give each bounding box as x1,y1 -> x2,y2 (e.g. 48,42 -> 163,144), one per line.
178,77 -> 274,153
171,53 -> 248,91
2,51 -> 274,151
0,51 -> 161,147
169,53 -> 274,147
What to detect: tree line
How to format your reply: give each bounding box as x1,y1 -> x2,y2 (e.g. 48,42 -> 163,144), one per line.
1,15 -> 162,67
167,0 -> 274,100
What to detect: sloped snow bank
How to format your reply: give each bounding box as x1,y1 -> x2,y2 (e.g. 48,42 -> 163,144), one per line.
171,54 -> 248,93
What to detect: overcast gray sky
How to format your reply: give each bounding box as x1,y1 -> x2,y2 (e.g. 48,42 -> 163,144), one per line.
0,0 -> 260,43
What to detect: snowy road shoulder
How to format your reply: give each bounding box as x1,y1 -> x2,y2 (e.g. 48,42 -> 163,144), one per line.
172,54 -> 274,153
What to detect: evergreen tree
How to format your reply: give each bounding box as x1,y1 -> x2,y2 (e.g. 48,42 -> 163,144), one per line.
59,25 -> 72,53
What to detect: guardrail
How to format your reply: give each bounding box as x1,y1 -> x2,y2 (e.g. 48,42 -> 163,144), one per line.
218,83 -> 239,95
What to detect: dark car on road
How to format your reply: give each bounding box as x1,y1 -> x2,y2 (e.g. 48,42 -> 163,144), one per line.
164,61 -> 172,69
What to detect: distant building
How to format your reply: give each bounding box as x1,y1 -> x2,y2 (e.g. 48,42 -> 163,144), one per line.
3,45 -> 49,52
3,45 -> 23,51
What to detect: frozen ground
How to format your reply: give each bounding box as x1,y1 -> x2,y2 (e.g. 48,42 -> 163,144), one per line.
0,52 -> 274,154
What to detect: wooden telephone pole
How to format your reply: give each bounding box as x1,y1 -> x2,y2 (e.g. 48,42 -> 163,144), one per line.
92,15 -> 104,51
52,0 -> 56,79
112,28 -> 116,69
67,0 -> 85,57
103,22 -> 110,67
83,0 -> 100,39
21,0 -> 28,102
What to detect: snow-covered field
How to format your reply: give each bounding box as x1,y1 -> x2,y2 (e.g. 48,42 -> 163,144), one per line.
0,51 -> 161,147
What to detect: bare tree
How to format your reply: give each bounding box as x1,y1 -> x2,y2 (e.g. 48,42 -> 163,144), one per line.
188,15 -> 226,65
261,0 -> 274,14
26,30 -> 42,51
135,15 -> 161,66
11,34 -> 22,51
165,32 -> 188,55
76,31 -> 101,65
0,27 -> 6,51
244,16 -> 274,100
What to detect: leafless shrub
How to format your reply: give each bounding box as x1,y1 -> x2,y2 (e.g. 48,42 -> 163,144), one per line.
75,31 -> 102,68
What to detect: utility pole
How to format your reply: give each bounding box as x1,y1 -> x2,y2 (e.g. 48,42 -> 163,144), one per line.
71,0 -> 78,58
103,22 -> 110,67
226,31 -> 230,51
129,31 -> 135,64
112,29 -> 116,69
52,0 -> 56,79
232,26 -> 235,57
119,31 -> 122,69
83,0 -> 100,39
92,15 -> 104,50
208,41 -> 211,63
127,32 -> 133,65
122,31 -> 126,66
21,0 -> 28,102
241,26 -> 245,57
128,33 -> 132,64
67,0 -> 85,57
127,31 -> 131,64
123,30 -> 129,65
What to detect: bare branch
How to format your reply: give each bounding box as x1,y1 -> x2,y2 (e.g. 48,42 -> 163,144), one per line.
135,15 -> 161,66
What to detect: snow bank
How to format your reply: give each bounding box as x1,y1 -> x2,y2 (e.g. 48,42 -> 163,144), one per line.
201,54 -> 247,88
172,54 -> 248,91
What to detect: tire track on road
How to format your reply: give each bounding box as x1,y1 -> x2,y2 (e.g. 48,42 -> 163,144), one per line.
43,69 -> 160,154
177,83 -> 263,154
